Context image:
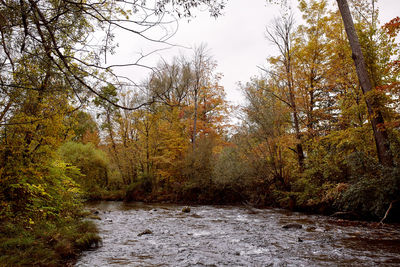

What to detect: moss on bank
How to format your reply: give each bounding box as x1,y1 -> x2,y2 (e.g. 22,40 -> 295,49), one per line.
0,216 -> 100,266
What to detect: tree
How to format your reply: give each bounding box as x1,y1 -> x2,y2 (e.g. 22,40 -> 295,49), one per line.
294,0 -> 331,136
265,0 -> 394,166
1,3 -> 230,256
382,16 -> 400,122
67,111 -> 100,144
266,13 -> 305,171
58,141 -> 110,192
0,0 -> 226,119
242,77 -> 293,189
336,0 -> 393,166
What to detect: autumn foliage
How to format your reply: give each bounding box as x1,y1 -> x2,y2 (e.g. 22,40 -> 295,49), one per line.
1,0 -> 400,264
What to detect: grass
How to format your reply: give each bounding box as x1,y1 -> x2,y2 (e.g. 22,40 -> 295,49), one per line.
0,217 -> 101,266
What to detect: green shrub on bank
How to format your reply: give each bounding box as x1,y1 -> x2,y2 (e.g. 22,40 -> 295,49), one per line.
0,218 -> 100,266
124,173 -> 154,201
335,152 -> 400,219
0,154 -> 102,266
58,141 -> 111,197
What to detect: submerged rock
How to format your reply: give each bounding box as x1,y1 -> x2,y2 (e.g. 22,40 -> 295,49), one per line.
138,229 -> 153,236
282,223 -> 302,229
182,206 -> 191,213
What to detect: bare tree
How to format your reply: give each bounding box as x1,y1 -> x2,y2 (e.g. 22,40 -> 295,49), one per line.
266,13 -> 305,171
191,45 -> 211,149
146,47 -> 214,151
148,57 -> 192,107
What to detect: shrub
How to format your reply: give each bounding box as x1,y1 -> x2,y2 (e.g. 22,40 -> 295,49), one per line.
124,173 -> 154,201
335,152 -> 400,220
58,141 -> 111,196
0,219 -> 100,266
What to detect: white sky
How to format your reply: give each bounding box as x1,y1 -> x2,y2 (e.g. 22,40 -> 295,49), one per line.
110,0 -> 400,106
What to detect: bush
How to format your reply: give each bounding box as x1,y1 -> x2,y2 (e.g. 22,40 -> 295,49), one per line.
212,146 -> 246,190
335,152 -> 400,220
0,219 -> 100,266
124,173 -> 154,201
58,141 -> 111,196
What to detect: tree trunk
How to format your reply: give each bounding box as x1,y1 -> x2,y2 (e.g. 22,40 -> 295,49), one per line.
289,89 -> 305,171
192,87 -> 198,150
107,110 -> 125,184
336,0 -> 393,167
286,50 -> 305,171
0,100 -> 12,123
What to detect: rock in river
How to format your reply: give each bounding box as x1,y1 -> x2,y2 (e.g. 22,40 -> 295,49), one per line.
182,206 -> 191,213
282,223 -> 302,229
138,229 -> 153,236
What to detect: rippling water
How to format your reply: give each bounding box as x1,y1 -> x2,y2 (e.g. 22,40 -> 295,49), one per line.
75,201 -> 400,266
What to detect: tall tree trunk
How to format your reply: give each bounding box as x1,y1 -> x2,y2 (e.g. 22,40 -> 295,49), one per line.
192,45 -> 209,150
289,90 -> 305,171
286,45 -> 305,171
192,87 -> 198,150
145,126 -> 150,174
266,13 -> 305,171
107,110 -> 125,183
336,0 -> 393,167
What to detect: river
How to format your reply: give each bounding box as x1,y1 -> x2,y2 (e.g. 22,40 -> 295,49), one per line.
75,201 -> 400,266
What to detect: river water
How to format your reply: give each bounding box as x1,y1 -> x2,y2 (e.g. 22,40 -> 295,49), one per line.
75,201 -> 400,266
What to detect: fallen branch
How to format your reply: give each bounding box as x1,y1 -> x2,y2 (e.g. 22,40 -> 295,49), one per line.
380,200 -> 399,224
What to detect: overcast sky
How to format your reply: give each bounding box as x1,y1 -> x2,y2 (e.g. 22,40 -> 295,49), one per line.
110,0 -> 400,106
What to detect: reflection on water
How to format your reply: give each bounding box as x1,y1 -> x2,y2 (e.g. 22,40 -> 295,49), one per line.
76,201 -> 400,266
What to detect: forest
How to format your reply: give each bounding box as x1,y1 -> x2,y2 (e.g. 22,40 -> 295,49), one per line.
1,0 -> 400,265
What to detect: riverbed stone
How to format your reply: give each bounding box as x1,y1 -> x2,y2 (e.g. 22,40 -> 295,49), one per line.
182,206 -> 191,213
282,223 -> 302,229
138,229 -> 153,236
